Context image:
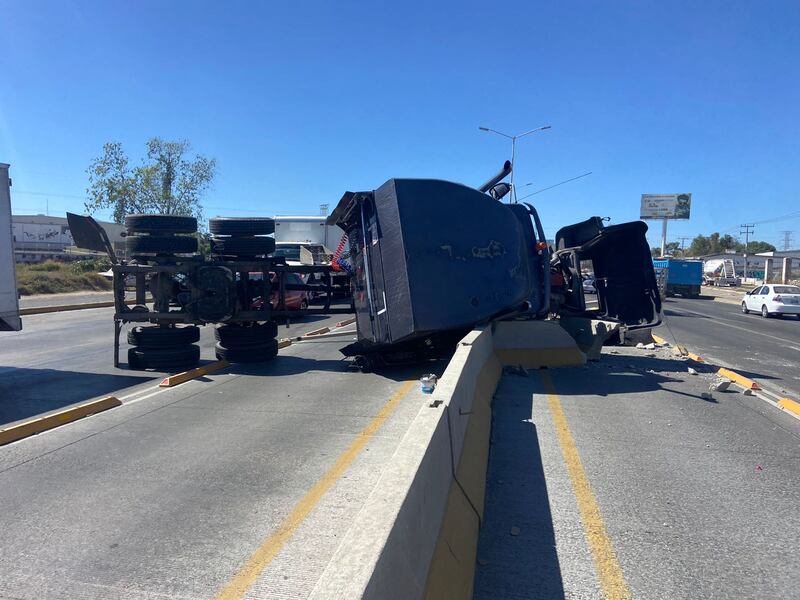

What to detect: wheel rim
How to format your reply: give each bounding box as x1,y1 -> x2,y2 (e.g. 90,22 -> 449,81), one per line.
762,306 -> 768,317
742,303 -> 747,313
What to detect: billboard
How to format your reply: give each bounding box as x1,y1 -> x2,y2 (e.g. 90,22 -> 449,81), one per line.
640,193 -> 691,220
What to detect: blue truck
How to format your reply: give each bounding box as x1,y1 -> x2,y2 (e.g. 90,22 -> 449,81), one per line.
652,258 -> 703,298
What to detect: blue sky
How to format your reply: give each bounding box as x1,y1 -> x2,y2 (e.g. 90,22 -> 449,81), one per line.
1,1 -> 798,248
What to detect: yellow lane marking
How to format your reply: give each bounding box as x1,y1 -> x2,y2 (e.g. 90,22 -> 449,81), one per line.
0,396 -> 121,446
542,371 -> 631,600
215,379 -> 416,600
651,333 -> 667,345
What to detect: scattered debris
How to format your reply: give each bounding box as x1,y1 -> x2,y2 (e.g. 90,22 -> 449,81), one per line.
420,374 -> 438,393
510,526 -> 520,536
743,389 -> 755,396
701,392 -> 714,400
755,465 -> 763,472
688,367 -> 698,375
709,379 -> 731,392
636,342 -> 645,349
644,343 -> 656,350
646,352 -> 656,357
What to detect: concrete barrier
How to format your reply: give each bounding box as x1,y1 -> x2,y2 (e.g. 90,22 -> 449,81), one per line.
309,321 -> 585,600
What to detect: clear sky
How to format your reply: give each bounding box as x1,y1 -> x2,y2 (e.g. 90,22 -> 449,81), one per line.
1,1 -> 798,248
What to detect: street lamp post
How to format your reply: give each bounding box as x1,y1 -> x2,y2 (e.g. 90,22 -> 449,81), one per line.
479,125 -> 551,202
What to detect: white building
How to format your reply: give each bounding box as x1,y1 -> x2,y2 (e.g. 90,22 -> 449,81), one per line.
12,214 -> 125,263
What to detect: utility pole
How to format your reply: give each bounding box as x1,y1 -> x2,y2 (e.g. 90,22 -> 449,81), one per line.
740,224 -> 754,280
677,236 -> 691,254
780,230 -> 794,251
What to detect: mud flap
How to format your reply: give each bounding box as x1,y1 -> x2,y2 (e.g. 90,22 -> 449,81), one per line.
555,217 -> 661,329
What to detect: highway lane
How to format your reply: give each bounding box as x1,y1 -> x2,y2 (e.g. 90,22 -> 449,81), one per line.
658,295 -> 800,397
0,306 -> 345,426
476,345 -> 800,599
0,307 -> 435,599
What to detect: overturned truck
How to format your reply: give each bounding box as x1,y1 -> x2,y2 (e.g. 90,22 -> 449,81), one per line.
69,161 -> 660,371
328,163 -> 661,369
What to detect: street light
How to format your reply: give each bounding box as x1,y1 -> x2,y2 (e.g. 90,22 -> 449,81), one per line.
479,125 -> 551,202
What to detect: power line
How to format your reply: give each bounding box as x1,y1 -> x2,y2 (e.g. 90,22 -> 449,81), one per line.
515,172 -> 592,201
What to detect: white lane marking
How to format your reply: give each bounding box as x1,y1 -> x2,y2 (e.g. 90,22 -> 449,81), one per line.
668,305 -> 799,346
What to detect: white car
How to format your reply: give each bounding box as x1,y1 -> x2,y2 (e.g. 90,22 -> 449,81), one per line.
741,284 -> 800,318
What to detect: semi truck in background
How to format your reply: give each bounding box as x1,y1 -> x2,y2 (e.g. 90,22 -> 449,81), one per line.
0,163 -> 22,331
652,258 -> 703,298
703,258 -> 741,287
272,216 -> 345,265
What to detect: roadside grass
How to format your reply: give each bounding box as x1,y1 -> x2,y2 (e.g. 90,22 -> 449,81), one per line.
16,259 -> 112,296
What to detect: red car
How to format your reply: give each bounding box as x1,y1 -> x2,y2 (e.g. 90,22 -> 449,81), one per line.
269,272 -> 309,310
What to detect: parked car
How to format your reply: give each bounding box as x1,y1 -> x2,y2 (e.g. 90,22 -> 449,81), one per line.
582,276 -> 596,294
741,284 -> 800,318
269,272 -> 309,310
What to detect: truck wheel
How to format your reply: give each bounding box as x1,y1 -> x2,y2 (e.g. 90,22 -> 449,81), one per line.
125,214 -> 197,234
761,305 -> 770,318
210,236 -> 276,257
214,339 -> 279,363
741,302 -> 749,314
128,325 -> 200,347
209,217 -> 275,236
128,344 -> 200,370
215,321 -> 278,345
126,234 -> 198,255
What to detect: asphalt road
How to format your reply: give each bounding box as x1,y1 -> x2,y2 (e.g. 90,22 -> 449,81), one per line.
0,307 -> 438,599
658,295 -> 800,397
476,345 -> 800,599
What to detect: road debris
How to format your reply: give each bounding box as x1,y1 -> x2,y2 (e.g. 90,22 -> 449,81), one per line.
688,367 -> 698,375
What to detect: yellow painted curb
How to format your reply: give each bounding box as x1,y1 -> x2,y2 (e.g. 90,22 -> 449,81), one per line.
160,361 -> 230,387
335,317 -> 356,327
717,367 -> 761,390
0,396 -> 121,446
651,333 -> 667,345
778,398 -> 800,417
687,352 -> 705,363
20,297 -> 150,316
304,326 -> 331,337
278,338 -> 292,349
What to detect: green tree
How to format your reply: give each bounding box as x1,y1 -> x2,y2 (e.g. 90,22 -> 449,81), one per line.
85,138 -> 216,224
744,241 -> 776,254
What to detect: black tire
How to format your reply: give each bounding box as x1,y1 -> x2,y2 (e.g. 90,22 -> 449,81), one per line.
300,298 -> 309,310
128,344 -> 200,370
125,214 -> 197,234
215,339 -> 279,363
741,302 -> 749,314
210,236 -> 276,257
128,325 -> 200,348
209,217 -> 275,237
126,234 -> 198,254
215,321 -> 278,345
761,305 -> 770,318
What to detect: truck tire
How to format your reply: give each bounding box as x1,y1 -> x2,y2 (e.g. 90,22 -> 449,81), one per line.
214,339 -> 279,363
210,236 -> 276,257
128,325 -> 200,348
209,217 -> 275,237
126,234 -> 198,255
128,344 -> 200,370
215,322 -> 278,345
125,214 -> 197,234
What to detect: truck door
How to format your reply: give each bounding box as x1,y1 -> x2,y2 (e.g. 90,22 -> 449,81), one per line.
555,217 -> 662,328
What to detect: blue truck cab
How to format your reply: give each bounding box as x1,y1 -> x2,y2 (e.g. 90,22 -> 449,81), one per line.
653,258 -> 703,298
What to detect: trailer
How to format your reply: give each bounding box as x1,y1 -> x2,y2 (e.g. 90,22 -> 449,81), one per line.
653,258 -> 703,298
0,163 -> 21,332
703,258 -> 741,287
